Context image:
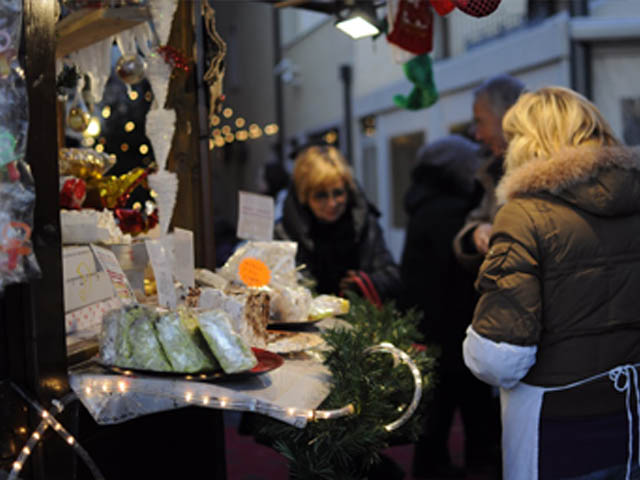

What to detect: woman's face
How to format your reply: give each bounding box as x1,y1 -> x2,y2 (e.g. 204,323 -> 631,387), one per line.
308,178 -> 348,223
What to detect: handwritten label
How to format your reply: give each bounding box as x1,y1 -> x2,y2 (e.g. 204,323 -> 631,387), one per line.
145,238 -> 177,310
238,257 -> 271,287
91,245 -> 136,305
237,191 -> 274,241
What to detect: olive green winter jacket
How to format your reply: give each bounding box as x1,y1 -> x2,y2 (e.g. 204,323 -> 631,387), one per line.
471,145 -> 640,399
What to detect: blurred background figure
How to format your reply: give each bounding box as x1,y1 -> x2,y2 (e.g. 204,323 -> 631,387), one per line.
453,74 -> 525,273
400,135 -> 498,478
464,86 -> 640,479
274,144 -> 401,303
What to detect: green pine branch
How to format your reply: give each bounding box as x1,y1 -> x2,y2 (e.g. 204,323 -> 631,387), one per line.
256,294 -> 437,480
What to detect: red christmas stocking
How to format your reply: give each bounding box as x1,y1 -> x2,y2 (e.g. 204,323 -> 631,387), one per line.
387,0 -> 434,55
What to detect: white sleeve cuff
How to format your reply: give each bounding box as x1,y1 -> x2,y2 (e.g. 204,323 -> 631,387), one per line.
463,325 -> 537,389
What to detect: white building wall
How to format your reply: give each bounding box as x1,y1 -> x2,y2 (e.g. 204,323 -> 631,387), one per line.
281,20 -> 354,140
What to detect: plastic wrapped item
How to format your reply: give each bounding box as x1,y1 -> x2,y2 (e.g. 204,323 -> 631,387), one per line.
218,241 -> 298,287
268,284 -> 312,324
308,295 -> 350,320
0,1 -> 41,293
99,304 -> 172,372
156,310 -> 219,372
195,268 -> 229,290
198,287 -> 270,348
197,309 -> 257,374
58,148 -> 116,181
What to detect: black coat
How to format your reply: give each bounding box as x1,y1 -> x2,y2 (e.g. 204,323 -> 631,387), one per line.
400,137 -> 481,364
274,185 -> 401,302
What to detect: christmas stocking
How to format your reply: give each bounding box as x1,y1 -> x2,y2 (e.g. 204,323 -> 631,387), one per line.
387,0 -> 434,55
393,53 -> 438,110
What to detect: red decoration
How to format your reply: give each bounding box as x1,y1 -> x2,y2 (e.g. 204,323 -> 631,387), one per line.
59,177 -> 87,209
452,0 -> 501,17
156,46 -> 191,73
114,208 -> 158,236
387,0 -> 434,55
429,0 -> 456,15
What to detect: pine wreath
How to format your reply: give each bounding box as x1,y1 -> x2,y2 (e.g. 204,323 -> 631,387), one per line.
255,294 -> 437,480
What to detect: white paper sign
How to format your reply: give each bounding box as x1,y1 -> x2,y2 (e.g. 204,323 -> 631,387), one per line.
90,245 -> 136,306
237,191 -> 274,241
172,228 -> 195,288
145,238 -> 177,310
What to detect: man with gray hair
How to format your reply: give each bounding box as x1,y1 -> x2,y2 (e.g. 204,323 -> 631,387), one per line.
453,74 -> 526,272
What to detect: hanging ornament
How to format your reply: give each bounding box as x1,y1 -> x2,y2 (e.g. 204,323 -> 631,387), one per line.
452,0 -> 501,17
146,53 -> 172,108
203,1 -> 227,127
145,108 -> 176,171
116,54 -> 147,85
67,107 -> 90,133
387,0 -> 434,56
148,170 -> 178,235
148,0 -> 179,46
429,0 -> 456,15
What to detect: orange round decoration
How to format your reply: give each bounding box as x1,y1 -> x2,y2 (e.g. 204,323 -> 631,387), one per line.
238,257 -> 271,287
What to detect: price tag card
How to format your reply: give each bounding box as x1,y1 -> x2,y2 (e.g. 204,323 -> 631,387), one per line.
90,245 -> 136,306
236,191 -> 274,241
172,228 -> 195,288
145,238 -> 177,310
238,257 -> 271,287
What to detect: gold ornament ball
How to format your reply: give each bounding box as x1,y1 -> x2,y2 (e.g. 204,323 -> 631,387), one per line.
67,107 -> 90,132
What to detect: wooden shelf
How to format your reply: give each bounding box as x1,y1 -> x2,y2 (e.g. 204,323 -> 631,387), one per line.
56,6 -> 151,58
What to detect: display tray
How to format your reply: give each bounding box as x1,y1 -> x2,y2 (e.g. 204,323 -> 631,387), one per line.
106,347 -> 283,382
264,330 -> 325,354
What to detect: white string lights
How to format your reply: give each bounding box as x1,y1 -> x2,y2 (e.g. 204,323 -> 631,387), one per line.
8,386 -> 105,480
70,342 -> 421,430
7,343 -> 421,478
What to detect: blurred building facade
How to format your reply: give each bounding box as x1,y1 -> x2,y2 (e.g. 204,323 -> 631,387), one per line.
213,1 -> 640,259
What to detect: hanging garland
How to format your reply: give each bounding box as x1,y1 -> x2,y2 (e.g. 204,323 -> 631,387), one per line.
255,294 -> 437,480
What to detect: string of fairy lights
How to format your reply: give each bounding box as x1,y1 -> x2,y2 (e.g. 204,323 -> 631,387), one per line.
7,342 -> 421,478
208,107 -> 279,150
81,94 -> 280,156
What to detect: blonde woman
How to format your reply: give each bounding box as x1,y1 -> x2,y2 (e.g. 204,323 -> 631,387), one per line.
463,87 -> 640,479
274,145 -> 400,302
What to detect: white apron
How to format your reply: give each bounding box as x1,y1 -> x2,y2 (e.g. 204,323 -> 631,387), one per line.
501,364 -> 640,480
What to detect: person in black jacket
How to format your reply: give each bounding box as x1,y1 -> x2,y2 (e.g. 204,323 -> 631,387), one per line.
274,144 -> 401,302
400,134 -> 500,478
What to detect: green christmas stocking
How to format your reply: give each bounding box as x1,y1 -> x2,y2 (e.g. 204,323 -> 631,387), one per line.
393,53 -> 438,110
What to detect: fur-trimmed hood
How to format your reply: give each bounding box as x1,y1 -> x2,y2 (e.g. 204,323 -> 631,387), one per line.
496,145 -> 640,216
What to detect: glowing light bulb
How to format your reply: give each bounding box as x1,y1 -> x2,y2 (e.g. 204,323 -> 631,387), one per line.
86,117 -> 101,136
222,107 -> 233,118
101,106 -> 111,119
124,121 -> 135,132
139,144 -> 149,154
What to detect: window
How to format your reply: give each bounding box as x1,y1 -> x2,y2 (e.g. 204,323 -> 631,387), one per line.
622,98 -> 640,146
390,131 -> 425,228
361,143 -> 379,207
